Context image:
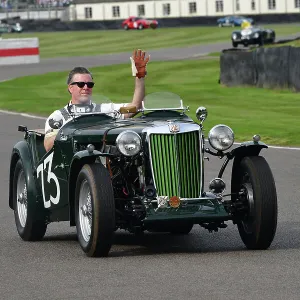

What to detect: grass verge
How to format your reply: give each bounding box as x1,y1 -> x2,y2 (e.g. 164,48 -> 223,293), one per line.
1,23 -> 300,58
1,58 -> 299,146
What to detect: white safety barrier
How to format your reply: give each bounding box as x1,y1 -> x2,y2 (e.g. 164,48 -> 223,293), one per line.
0,37 -> 40,65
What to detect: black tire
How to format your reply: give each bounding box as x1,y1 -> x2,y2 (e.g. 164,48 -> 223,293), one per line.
232,156 -> 278,250
13,159 -> 47,241
270,33 -> 276,44
75,163 -> 115,257
258,36 -> 264,47
123,25 -> 128,30
138,24 -> 144,30
232,41 -> 238,48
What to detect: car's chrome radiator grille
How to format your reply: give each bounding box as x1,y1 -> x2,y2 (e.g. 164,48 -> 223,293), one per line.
149,131 -> 201,199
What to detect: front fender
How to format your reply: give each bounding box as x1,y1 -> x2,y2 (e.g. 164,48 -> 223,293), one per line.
231,140 -> 268,175
230,141 -> 268,201
9,140 -> 39,210
68,149 -> 111,226
231,141 -> 268,158
69,149 -> 111,170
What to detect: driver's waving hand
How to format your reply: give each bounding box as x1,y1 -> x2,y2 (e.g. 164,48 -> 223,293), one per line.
44,49 -> 150,152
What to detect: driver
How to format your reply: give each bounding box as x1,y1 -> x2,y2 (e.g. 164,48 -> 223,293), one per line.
44,49 -> 150,152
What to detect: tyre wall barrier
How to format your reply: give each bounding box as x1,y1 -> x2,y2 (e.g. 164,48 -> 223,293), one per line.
219,46 -> 300,92
220,49 -> 256,86
288,47 -> 300,92
255,46 -> 290,90
0,37 -> 39,65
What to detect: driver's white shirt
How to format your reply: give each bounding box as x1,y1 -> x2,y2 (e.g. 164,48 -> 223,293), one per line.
45,101 -> 128,139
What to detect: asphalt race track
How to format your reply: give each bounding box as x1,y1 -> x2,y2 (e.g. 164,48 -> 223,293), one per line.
1,35 -> 300,299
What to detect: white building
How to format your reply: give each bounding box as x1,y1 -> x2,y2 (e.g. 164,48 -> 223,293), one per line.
68,0 -> 300,21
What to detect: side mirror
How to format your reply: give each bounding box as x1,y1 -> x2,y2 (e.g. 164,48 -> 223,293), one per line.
18,125 -> 28,132
119,105 -> 137,114
196,106 -> 207,123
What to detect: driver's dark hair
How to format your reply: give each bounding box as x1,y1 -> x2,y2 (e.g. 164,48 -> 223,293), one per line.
67,67 -> 93,85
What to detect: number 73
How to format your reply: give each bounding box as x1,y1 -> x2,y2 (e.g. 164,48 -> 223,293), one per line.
37,152 -> 61,208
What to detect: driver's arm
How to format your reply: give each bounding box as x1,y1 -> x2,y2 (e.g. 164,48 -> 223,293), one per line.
131,77 -> 145,110
44,110 -> 61,152
123,77 -> 145,119
44,134 -> 57,152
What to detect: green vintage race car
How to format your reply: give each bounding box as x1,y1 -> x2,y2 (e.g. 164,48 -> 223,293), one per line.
0,21 -> 23,33
9,92 -> 278,257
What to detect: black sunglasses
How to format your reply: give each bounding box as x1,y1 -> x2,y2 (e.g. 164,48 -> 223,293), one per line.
70,81 -> 95,88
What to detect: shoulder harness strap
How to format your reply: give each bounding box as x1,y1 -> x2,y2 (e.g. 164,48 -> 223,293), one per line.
59,107 -> 69,121
94,104 -> 102,112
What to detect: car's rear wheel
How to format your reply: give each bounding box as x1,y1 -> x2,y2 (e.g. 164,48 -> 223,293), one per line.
258,36 -> 264,46
270,32 -> 276,44
138,24 -> 144,30
75,163 -> 115,257
232,156 -> 278,250
150,23 -> 157,29
13,159 -> 47,241
123,24 -> 128,30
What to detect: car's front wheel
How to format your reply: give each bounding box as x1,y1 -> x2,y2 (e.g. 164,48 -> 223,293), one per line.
258,36 -> 264,47
138,24 -> 144,30
232,156 -> 278,250
232,41 -> 238,48
13,158 -> 47,241
123,24 -> 128,30
75,163 -> 115,257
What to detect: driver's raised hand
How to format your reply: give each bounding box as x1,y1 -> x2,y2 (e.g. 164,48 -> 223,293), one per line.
130,49 -> 150,78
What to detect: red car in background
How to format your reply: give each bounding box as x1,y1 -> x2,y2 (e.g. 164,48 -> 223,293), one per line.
122,16 -> 158,30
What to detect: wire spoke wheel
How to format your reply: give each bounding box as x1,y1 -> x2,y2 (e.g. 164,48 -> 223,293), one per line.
16,169 -> 27,228
79,179 -> 93,243
13,158 -> 47,241
75,163 -> 115,257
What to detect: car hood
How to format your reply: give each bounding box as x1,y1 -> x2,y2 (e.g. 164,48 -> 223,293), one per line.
240,27 -> 260,35
71,117 -> 196,144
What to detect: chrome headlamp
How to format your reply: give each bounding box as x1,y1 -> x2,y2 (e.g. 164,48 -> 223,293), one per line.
208,124 -> 234,151
116,130 -> 142,156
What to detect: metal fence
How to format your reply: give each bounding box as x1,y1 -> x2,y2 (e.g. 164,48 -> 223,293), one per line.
0,0 -> 70,19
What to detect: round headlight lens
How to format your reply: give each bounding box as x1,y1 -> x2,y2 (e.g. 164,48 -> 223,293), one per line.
116,130 -> 142,156
232,34 -> 237,40
208,124 -> 234,151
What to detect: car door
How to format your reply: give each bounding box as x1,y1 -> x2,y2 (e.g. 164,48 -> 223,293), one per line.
36,146 -> 68,211
224,17 -> 230,26
127,18 -> 137,29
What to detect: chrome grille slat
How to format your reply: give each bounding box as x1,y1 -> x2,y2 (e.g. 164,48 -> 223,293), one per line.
149,130 -> 201,198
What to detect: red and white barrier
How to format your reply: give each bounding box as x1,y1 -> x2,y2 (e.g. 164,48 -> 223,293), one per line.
0,38 -> 39,65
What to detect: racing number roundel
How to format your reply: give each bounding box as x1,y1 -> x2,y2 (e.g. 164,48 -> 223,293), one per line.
37,151 -> 61,208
